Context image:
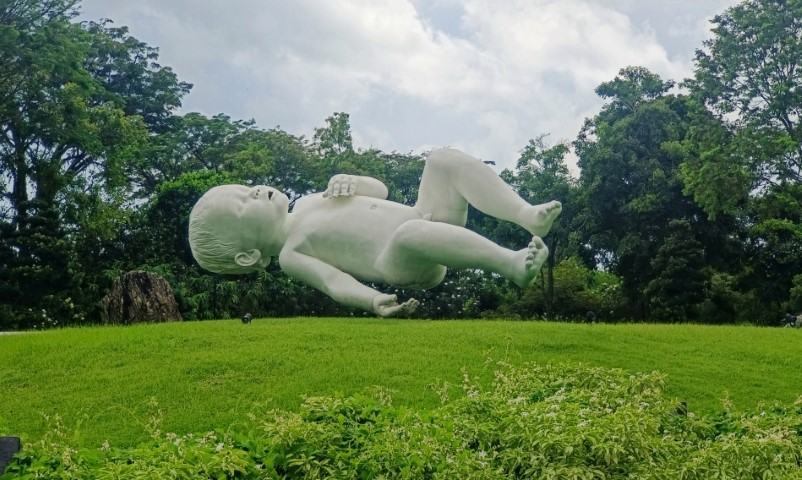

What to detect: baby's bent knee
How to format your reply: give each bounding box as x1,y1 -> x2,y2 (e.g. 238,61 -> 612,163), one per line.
425,148 -> 480,170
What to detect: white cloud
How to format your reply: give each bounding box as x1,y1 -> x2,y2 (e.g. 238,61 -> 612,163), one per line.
79,0 -> 737,171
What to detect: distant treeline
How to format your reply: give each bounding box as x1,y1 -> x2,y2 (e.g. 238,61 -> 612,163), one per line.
2,0 -> 801,329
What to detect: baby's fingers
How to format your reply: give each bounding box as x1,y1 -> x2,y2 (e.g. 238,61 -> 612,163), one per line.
322,179 -> 338,198
324,175 -> 357,198
401,298 -> 419,315
338,179 -> 350,196
331,178 -> 343,197
336,176 -> 356,197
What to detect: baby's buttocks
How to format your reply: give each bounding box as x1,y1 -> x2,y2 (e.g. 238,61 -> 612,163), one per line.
376,260 -> 446,290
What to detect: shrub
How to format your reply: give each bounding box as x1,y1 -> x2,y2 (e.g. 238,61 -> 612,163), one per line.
4,362 -> 802,479
500,258 -> 629,321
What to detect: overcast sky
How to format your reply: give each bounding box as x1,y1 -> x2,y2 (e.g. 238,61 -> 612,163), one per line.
78,0 -> 738,172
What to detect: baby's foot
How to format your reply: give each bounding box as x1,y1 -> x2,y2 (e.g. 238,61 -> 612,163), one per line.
511,236 -> 549,288
521,201 -> 562,237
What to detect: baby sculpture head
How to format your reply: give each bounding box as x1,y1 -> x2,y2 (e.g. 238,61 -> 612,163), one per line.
188,184 -> 289,274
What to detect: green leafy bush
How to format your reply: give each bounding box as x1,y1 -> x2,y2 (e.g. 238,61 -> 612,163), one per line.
4,362 -> 802,479
500,258 -> 629,321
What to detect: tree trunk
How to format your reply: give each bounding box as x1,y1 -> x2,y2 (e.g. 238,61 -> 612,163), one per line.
546,238 -> 557,320
9,128 -> 28,226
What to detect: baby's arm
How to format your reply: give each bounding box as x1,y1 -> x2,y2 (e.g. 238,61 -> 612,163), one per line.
279,248 -> 418,317
322,174 -> 389,200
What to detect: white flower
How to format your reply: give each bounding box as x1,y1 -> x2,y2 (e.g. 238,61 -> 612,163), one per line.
215,442 -> 225,452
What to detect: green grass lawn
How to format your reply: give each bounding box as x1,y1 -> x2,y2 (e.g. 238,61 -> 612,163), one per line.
1,318 -> 801,448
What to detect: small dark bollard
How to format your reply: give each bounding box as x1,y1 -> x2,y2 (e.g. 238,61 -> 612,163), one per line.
0,437 -> 21,475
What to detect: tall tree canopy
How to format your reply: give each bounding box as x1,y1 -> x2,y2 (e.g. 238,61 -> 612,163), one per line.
575,67 -> 740,320
482,135 -> 576,319
0,0 -> 189,328
682,0 -> 802,318
685,0 -> 802,215
0,0 -> 190,224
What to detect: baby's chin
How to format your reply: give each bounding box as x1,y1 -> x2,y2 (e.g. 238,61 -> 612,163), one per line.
275,193 -> 290,210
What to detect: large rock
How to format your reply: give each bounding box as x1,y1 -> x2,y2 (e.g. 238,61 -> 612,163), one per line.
101,271 -> 182,324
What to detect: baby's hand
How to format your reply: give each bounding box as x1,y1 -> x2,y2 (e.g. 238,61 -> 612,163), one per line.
372,293 -> 420,317
323,174 -> 358,198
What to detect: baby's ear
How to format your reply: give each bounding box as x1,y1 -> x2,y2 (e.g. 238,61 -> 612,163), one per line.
234,249 -> 264,269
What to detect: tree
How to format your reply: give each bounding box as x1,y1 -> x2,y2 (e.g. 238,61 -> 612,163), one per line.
498,257 -> 627,321
132,113 -> 243,197
135,113 -> 316,202
594,66 -> 675,121
81,20 -> 191,134
1,8 -> 190,223
575,67 -> 739,321
683,0 -> 802,320
644,220 -> 707,321
513,137 -> 576,317
310,112 -> 427,204
687,0 -> 802,214
313,112 -> 353,158
0,1 -> 189,327
310,112 -> 387,188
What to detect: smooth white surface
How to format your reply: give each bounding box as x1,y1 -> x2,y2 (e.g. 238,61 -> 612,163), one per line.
189,149 -> 561,316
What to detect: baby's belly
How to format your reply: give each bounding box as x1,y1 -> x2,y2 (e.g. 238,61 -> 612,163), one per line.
299,197 -> 421,283
311,235 -> 387,282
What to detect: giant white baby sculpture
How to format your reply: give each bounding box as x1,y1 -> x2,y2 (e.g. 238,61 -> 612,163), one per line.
188,148 -> 562,317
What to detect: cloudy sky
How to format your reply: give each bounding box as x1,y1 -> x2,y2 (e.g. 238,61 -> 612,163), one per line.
78,0 -> 738,172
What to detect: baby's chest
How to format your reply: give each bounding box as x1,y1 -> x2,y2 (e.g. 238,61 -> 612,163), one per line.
292,211 -> 391,254
301,199 -> 412,233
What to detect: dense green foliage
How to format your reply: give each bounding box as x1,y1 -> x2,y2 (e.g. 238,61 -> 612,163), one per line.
680,0 -> 802,321
4,360 -> 802,479
2,0 -> 802,326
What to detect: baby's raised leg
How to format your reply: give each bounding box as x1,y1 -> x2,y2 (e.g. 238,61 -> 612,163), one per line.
414,149 -> 562,236
376,219 -> 549,288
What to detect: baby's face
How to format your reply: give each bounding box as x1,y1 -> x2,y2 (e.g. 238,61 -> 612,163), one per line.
208,185 -> 288,221
205,184 -> 290,252
235,185 -> 289,223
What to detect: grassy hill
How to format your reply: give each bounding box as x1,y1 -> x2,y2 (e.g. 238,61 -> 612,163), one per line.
1,318 -> 801,448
